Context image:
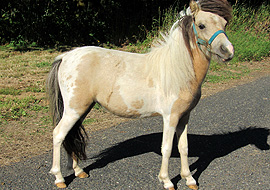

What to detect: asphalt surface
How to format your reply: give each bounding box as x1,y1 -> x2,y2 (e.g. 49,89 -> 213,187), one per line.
1,76 -> 269,190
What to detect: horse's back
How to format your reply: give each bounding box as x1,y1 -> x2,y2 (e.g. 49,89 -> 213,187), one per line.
59,46 -> 144,76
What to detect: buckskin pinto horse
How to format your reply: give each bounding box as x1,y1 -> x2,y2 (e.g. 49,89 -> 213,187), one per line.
47,0 -> 234,189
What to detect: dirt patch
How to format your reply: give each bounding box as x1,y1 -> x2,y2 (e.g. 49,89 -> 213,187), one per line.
202,57 -> 270,98
0,51 -> 269,166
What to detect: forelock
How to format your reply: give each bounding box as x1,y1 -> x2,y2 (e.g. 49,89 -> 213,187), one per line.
199,0 -> 233,22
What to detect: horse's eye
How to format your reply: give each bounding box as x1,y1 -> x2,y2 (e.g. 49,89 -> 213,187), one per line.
199,24 -> 205,30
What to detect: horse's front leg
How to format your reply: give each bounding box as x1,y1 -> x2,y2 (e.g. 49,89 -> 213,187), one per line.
158,115 -> 176,190
176,114 -> 198,190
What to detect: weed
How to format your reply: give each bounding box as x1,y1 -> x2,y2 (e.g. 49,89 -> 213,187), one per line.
40,115 -> 52,125
26,86 -> 45,93
94,103 -> 104,111
36,62 -> 51,68
25,81 -> 46,93
227,4 -> 270,62
209,61 -> 223,71
83,118 -> 98,125
6,35 -> 28,50
227,30 -> 270,63
206,63 -> 251,84
0,96 -> 48,120
0,88 -> 22,95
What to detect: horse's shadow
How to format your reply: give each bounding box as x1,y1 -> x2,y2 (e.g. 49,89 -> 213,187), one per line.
64,126 -> 269,188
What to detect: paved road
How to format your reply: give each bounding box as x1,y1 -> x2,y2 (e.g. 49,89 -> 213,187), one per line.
1,77 -> 269,190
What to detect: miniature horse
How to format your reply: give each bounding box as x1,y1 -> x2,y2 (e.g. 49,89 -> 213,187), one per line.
47,0 -> 234,189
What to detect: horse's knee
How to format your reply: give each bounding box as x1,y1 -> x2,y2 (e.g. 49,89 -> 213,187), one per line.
161,144 -> 173,157
53,133 -> 65,146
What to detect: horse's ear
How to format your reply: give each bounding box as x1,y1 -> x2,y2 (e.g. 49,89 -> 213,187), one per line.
190,0 -> 200,16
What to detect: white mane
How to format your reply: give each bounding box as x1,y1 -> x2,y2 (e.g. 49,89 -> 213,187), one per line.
146,23 -> 195,96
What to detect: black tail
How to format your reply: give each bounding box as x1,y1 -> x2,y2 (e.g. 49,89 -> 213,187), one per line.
63,120 -> 88,160
46,57 -> 88,160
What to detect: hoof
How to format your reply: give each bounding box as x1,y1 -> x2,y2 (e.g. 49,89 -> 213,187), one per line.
77,171 -> 89,178
56,182 -> 67,188
188,184 -> 198,190
163,186 -> 175,190
163,188 -> 175,190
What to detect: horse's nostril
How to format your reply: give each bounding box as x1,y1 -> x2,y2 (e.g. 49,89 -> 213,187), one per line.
220,45 -> 228,54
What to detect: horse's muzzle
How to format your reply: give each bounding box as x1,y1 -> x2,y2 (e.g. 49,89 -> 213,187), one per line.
220,43 -> 234,62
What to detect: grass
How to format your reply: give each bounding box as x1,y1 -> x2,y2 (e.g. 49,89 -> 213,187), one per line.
0,50 -> 57,126
0,88 -> 23,95
35,62 -> 51,68
205,62 -> 251,83
227,4 -> 270,62
228,30 -> 269,62
1,4 -> 269,123
83,118 -> 98,125
0,95 -> 48,121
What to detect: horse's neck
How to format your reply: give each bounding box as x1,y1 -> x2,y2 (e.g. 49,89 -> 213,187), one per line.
146,28 -> 195,96
190,42 -> 211,90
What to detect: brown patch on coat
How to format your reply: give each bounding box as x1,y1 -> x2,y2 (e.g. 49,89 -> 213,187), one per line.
126,109 -> 142,117
69,53 -> 100,115
169,35 -> 210,127
102,86 -> 128,115
131,99 -> 144,109
191,38 -> 211,85
106,91 -> 113,104
109,96 -> 142,117
169,90 -> 193,127
99,86 -> 142,118
148,78 -> 154,88
66,75 -> 72,81
150,112 -> 161,117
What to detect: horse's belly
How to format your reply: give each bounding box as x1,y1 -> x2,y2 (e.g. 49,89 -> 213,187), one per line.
96,85 -> 160,118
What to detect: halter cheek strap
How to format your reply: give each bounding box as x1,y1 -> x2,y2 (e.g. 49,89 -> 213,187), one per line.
192,23 -> 228,52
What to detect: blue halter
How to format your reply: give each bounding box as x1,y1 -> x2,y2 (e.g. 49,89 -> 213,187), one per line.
192,23 -> 228,52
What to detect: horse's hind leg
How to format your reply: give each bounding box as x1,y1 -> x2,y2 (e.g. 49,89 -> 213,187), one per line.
50,112 -> 80,188
51,101 -> 94,188
67,154 -> 89,178
66,105 -> 95,179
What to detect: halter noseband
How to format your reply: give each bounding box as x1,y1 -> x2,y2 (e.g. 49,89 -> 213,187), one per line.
192,23 -> 228,52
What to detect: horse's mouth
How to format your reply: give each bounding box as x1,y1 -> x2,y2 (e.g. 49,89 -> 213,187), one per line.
215,53 -> 233,63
